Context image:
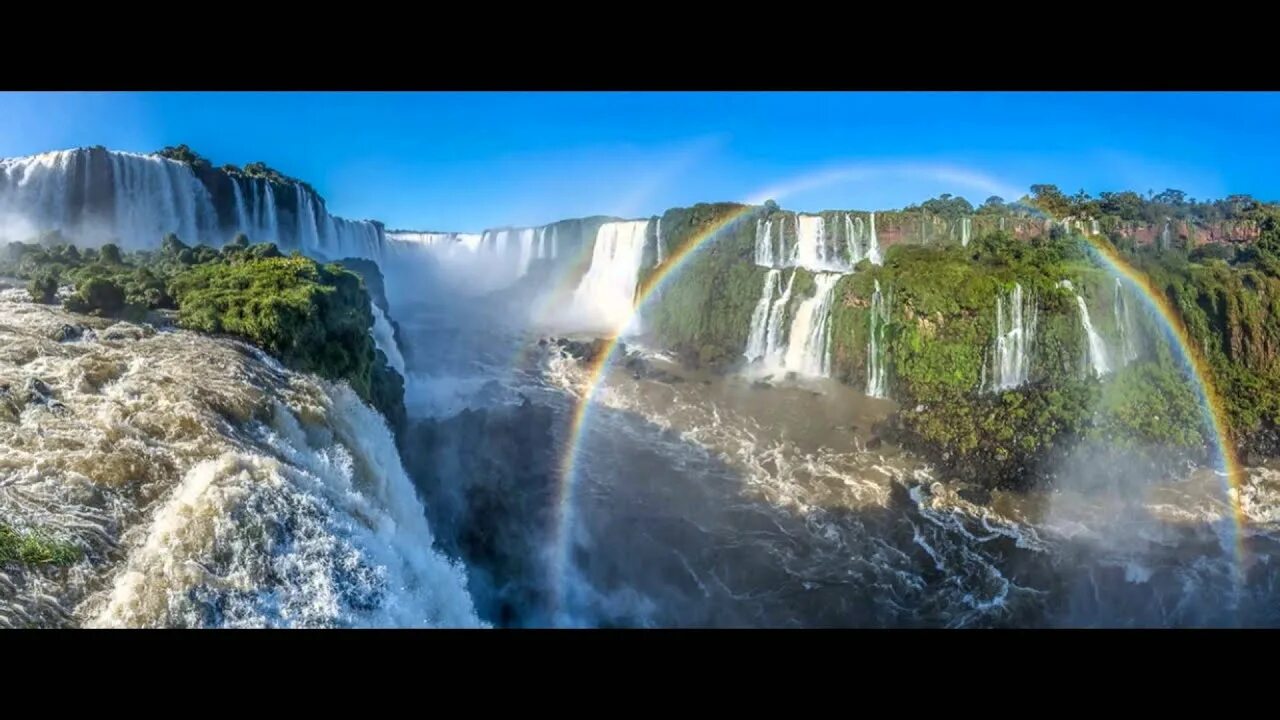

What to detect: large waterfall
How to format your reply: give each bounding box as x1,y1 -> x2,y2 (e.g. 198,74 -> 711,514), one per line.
960,216 -> 972,247
866,279 -> 890,398
987,283 -> 1037,391
570,220 -> 651,333
0,147 -> 385,261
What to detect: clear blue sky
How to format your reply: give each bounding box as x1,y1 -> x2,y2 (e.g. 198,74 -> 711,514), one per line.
2,92 -> 1277,231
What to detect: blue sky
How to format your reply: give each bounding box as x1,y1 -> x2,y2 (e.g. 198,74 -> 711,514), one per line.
2,92 -> 1278,231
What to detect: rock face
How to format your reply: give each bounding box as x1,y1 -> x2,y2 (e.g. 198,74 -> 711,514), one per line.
400,397 -> 560,627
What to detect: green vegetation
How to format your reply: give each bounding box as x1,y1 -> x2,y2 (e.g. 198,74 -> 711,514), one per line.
0,522 -> 81,567
644,190 -> 1280,487
0,233 -> 405,427
644,204 -> 771,370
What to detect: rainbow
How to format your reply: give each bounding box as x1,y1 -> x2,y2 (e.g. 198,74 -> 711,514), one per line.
547,204 -> 759,617
547,205 -> 1252,619
1076,232 -> 1249,568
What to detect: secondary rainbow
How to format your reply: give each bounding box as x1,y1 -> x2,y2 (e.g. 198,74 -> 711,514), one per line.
547,206 -> 1253,618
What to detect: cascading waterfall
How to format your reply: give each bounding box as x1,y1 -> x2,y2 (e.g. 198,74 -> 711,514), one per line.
0,147 -> 384,258
842,212 -> 883,267
762,270 -> 798,368
755,218 -> 774,267
1161,220 -> 1172,249
516,228 -> 536,278
655,216 -> 664,266
537,226 -> 549,259
1114,277 -> 1139,364
1091,218 -> 1101,236
780,273 -> 842,377
262,181 -> 279,242
571,220 -> 651,332
866,279 -> 890,398
960,216 -> 972,247
2,149 -> 218,248
230,177 -> 250,236
296,185 -> 321,254
868,212 -> 882,265
988,282 -> 1037,391
745,269 -> 780,362
1060,279 -> 1110,377
370,302 -> 407,378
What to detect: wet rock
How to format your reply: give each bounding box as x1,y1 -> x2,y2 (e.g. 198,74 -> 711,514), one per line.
865,436 -> 883,450
50,324 -> 89,342
101,322 -> 155,341
20,377 -> 67,415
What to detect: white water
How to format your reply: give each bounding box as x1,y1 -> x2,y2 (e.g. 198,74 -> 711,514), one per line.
515,228 -> 536,278
988,283 -> 1037,391
762,270 -> 798,369
1059,280 -> 1110,377
868,212 -> 881,265
230,177 -> 250,235
745,269 -> 780,362
0,147 -> 384,257
1114,277 -> 1139,364
755,218 -> 775,267
0,296 -> 480,628
370,302 -> 407,378
655,216 -> 664,266
780,273 -> 841,376
867,279 -> 890,398
960,216 -> 972,247
571,220 -> 651,333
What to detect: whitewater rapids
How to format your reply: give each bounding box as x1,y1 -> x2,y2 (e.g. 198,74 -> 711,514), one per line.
535,342 -> 1280,627
0,287 -> 481,628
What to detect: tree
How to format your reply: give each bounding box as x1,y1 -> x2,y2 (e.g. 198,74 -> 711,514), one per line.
1153,189 -> 1187,206
1029,184 -> 1072,218
99,243 -> 123,265
977,193 -> 1008,212
28,270 -> 59,304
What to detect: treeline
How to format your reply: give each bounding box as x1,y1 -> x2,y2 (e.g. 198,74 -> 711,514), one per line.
904,185 -> 1276,227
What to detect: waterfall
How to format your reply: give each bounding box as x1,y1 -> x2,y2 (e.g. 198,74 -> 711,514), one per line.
551,226 -> 559,260
1091,218 -> 1101,236
230,177 -> 250,238
296,185 -> 321,254
536,227 -> 548,259
762,270 -> 798,368
867,279 -> 890,398
1161,220 -> 1171,249
370,302 -> 407,378
263,182 -> 279,242
571,220 -> 651,332
1058,280 -> 1110,377
794,214 -> 856,271
960,216 -> 972,247
755,217 -> 775,267
655,216 -> 664,266
1,149 -> 218,249
843,212 -> 882,266
989,282 -> 1037,391
780,273 -> 842,377
868,212 -> 882,265
1114,277 -> 1139,364
516,228 -> 536,278
745,269 -> 780,361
